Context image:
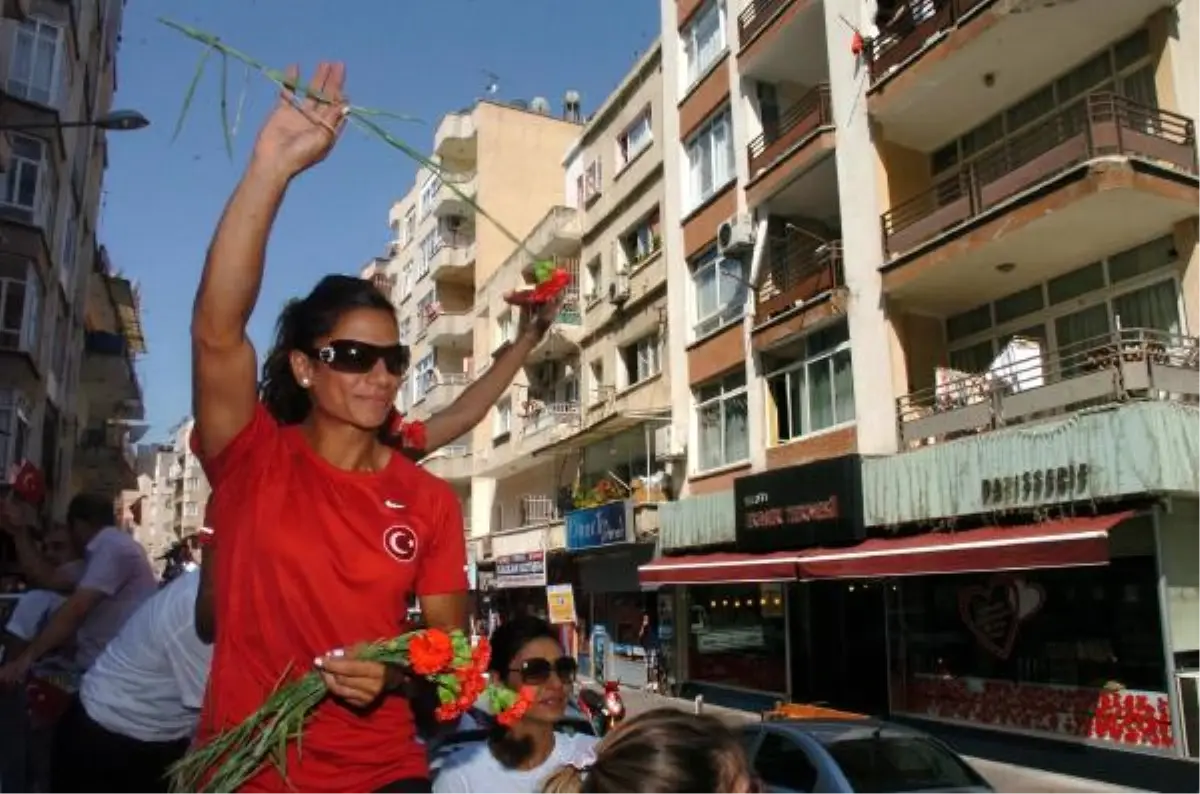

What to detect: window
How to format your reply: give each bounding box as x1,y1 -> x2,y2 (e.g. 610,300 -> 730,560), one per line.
944,235 -> 1182,377
6,17 -> 65,107
0,390 -> 32,473
58,210 -> 79,290
414,354 -> 435,400
685,109 -> 734,210
621,334 -> 661,387
681,0 -> 726,91
419,174 -> 441,218
588,359 -> 606,403
695,371 -> 748,471
584,258 -> 602,302
494,397 -> 512,438
752,732 -> 819,793
620,210 -> 661,268
400,262 -> 412,300
399,317 -> 412,345
765,321 -> 856,444
0,259 -> 42,354
418,230 -> 442,278
1,135 -> 51,227
617,109 -> 652,167
580,160 -> 602,204
685,583 -> 786,692
691,248 -> 747,337
496,310 -> 514,349
404,208 -> 416,245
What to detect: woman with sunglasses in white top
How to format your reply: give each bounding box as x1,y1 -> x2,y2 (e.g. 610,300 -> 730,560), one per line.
432,617 -> 597,793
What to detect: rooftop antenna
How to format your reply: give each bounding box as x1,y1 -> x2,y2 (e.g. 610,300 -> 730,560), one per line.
482,70 -> 500,96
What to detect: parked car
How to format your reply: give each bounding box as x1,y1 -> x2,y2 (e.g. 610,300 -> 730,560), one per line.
739,719 -> 994,793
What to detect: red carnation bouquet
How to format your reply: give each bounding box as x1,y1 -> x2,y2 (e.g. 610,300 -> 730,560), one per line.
506,259 -> 571,306
170,628 -> 535,793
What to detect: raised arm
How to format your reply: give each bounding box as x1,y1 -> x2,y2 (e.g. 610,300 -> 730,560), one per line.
422,293 -> 562,452
191,62 -> 348,460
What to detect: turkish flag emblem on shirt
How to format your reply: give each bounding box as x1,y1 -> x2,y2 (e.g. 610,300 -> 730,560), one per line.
9,460 -> 46,506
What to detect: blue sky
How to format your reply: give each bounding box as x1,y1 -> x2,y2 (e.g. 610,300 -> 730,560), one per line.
102,0 -> 659,441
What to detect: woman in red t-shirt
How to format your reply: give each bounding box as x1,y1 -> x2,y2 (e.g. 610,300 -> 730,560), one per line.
189,62 -> 465,793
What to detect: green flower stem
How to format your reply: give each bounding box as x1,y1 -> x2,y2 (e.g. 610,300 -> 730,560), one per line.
157,17 -> 543,264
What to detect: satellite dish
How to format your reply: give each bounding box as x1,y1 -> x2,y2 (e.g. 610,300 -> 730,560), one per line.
530,97 -> 551,114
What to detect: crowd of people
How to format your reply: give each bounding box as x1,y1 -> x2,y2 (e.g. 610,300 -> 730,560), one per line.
0,61 -> 759,793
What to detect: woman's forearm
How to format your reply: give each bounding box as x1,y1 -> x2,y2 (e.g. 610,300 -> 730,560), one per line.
192,159 -> 290,346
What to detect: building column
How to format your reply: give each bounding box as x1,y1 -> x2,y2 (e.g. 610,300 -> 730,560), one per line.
470,475 -> 496,540
1175,218 -> 1199,335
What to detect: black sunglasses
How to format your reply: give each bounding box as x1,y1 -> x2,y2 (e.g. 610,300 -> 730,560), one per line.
510,656 -> 578,686
308,340 -> 410,375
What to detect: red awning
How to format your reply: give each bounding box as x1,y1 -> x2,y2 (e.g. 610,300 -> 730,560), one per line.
638,551 -> 799,586
637,511 -> 1134,586
792,511 -> 1134,580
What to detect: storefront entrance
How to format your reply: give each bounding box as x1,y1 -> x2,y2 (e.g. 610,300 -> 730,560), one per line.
792,580 -> 889,716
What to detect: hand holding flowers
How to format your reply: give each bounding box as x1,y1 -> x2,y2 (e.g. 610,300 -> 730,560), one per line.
170,628 -> 535,793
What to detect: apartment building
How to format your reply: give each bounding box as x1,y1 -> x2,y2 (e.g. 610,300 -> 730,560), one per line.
466,45 -> 671,668
364,98 -> 585,548
135,417 -> 210,541
0,0 -> 142,517
647,0 -> 1199,766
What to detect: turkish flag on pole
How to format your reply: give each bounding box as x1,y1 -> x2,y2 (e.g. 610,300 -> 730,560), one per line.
8,460 -> 47,506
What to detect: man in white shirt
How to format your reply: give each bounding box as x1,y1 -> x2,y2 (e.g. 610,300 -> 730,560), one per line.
51,569 -> 212,793
0,493 -> 158,685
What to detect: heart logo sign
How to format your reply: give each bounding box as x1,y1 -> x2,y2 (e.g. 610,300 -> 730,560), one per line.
958,576 -> 1046,660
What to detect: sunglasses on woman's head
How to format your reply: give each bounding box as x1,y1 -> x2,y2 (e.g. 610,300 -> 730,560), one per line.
308,340 -> 410,375
510,656 -> 578,685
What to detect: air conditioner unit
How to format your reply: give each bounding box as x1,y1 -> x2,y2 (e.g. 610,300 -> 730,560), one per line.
717,214 -> 755,257
608,278 -> 630,304
654,425 -> 685,460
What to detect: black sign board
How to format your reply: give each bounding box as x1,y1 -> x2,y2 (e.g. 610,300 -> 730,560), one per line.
734,454 -> 865,553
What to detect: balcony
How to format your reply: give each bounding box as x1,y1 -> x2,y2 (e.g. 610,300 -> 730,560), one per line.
422,373 -> 471,414
80,331 -> 144,421
867,0 -> 1176,150
747,84 -> 834,184
428,237 -> 476,283
421,444 -> 473,482
74,423 -> 137,494
737,0 -> 826,82
881,95 -> 1198,312
755,240 -> 843,323
434,172 -> 478,218
434,111 -> 477,161
529,289 -> 584,362
519,400 -> 582,452
895,328 -> 1199,449
422,308 -> 473,350
522,206 -> 581,262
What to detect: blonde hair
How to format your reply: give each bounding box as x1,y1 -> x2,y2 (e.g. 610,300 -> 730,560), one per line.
542,709 -> 750,793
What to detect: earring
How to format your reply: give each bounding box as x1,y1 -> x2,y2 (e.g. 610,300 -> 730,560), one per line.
300,378 -> 311,387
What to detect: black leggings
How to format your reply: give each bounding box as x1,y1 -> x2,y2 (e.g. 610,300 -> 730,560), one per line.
375,778 -> 432,793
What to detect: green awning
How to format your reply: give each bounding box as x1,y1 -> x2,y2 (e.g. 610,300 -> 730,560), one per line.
660,490 -> 736,551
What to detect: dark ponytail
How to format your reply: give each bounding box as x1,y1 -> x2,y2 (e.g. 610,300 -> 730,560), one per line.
486,616 -> 562,769
259,274 -> 404,428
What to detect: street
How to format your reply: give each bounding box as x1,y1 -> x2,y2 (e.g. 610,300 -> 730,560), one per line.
611,686 -> 1145,794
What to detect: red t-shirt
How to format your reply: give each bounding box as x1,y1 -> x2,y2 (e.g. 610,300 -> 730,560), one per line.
194,405 -> 467,792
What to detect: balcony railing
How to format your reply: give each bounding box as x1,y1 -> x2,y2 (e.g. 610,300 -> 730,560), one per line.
881,94 -> 1198,257
737,0 -> 795,46
517,494 -> 560,528
896,328 -> 1199,448
868,0 -> 991,83
756,240 -> 843,321
747,84 -> 832,177
521,400 -> 581,437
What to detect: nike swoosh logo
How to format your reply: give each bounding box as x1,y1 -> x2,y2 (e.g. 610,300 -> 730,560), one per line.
384,500 -> 406,509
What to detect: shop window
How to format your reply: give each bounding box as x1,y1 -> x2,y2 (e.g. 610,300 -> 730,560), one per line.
886,557 -> 1172,750
685,583 -> 787,695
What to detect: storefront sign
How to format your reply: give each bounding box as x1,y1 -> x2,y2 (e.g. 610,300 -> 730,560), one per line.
980,464 -> 1090,507
734,454 -> 865,552
546,584 -> 576,624
863,401 -> 1199,526
565,500 -> 633,551
494,551 -> 546,589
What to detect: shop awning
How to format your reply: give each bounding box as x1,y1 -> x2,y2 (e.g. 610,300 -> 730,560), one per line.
638,551 -> 801,585
792,511 -> 1135,580
638,511 -> 1134,586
